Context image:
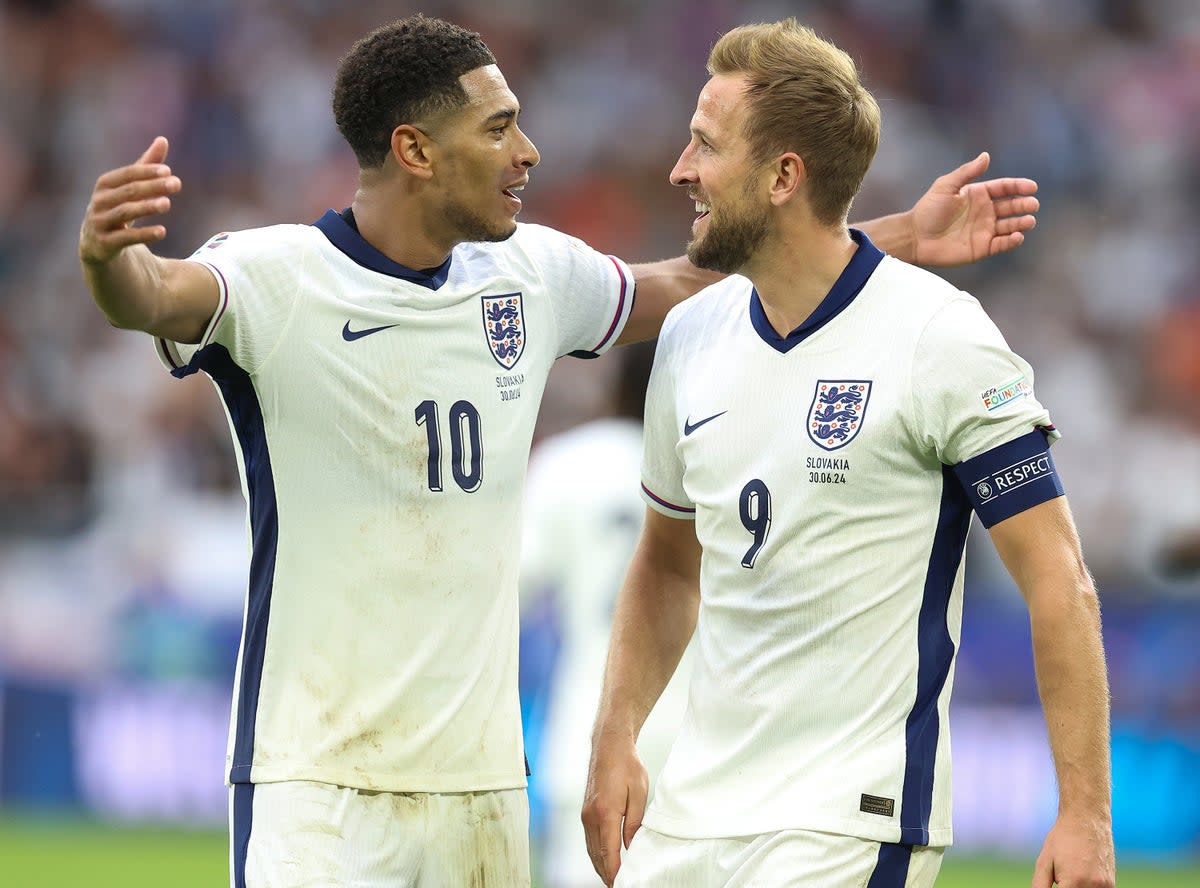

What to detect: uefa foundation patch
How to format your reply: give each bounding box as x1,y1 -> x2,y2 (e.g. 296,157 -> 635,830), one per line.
980,375 -> 1031,412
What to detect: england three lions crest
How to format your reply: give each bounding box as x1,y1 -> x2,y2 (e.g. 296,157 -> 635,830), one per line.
482,293 -> 525,369
807,380 -> 872,451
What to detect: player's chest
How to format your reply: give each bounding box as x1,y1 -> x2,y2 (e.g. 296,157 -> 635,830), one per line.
282,280 -> 558,412
674,342 -> 916,501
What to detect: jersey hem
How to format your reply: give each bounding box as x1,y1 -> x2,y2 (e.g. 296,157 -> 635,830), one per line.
228,764 -> 528,794
643,809 -> 953,848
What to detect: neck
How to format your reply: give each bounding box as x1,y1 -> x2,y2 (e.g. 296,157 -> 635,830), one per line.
744,222 -> 857,337
350,175 -> 455,270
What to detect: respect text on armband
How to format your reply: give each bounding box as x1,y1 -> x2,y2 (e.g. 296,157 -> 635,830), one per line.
972,452 -> 1053,504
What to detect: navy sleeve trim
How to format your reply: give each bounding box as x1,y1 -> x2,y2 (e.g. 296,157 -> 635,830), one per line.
952,429 -> 1064,528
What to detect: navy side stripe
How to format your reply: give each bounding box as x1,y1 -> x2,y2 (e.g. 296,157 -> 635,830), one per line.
900,465 -> 970,844
231,783 -> 255,888
191,344 -> 279,784
866,842 -> 913,888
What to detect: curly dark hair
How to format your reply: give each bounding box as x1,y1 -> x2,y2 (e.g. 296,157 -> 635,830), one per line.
333,15 -> 496,169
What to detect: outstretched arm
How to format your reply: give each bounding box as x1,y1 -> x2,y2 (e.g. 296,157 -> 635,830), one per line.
618,152 -> 1039,343
79,136 -> 218,343
989,497 -> 1115,888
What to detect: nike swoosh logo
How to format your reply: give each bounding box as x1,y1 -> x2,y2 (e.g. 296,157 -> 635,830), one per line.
683,411 -> 727,436
342,321 -> 400,342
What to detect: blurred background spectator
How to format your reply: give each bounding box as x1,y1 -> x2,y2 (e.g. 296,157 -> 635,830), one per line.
0,0 -> 1197,865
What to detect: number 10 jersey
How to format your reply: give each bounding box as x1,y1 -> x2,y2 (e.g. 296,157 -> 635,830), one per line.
156,210 -> 633,793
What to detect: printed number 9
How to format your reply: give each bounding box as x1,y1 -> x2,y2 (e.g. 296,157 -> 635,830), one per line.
739,479 -> 772,568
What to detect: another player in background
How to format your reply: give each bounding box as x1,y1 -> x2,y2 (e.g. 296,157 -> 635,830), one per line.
585,19 -> 1113,888
78,13 -> 1043,888
522,341 -> 694,888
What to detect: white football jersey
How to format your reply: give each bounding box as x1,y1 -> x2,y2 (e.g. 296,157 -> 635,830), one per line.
640,230 -> 1063,846
156,210 -> 633,793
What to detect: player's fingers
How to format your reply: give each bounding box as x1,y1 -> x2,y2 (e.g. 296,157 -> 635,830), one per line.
603,833 -> 623,887
583,802 -> 619,885
993,214 -> 1037,237
590,817 -> 623,885
100,224 -> 168,250
988,231 -> 1026,256
91,175 -> 181,215
935,151 -> 989,192
137,136 -> 169,165
982,176 -> 1038,198
622,782 -> 648,849
92,195 -> 173,232
585,836 -> 616,885
992,195 -> 1040,219
94,161 -> 174,193
1030,852 -> 1054,888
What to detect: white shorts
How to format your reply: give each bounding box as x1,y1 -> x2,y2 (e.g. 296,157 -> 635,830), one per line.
229,781 -> 531,888
614,826 -> 944,888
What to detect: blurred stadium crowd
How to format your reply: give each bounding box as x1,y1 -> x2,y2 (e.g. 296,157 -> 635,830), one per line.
0,0 -> 1198,855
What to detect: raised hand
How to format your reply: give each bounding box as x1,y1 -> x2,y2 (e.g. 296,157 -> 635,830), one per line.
78,137 -> 215,342
911,151 -> 1039,267
79,136 -> 181,265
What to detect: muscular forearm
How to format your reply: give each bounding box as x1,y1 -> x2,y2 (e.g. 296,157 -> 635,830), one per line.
82,244 -> 171,332
82,247 -> 214,343
592,560 -> 698,744
1029,574 -> 1112,822
854,212 -> 916,262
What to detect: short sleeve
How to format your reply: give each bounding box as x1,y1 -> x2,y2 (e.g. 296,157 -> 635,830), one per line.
912,296 -> 1064,527
640,317 -> 694,519
155,227 -> 303,379
516,225 -> 634,359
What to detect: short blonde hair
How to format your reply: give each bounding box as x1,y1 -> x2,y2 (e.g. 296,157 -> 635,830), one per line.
709,19 -> 881,225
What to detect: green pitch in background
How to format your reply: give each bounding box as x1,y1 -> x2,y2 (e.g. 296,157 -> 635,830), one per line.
1,818 -> 1197,887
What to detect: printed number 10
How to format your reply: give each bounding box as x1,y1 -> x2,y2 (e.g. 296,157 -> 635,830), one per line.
414,400 -> 483,492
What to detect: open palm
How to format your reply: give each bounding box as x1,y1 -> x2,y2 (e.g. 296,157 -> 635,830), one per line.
912,152 -> 1040,266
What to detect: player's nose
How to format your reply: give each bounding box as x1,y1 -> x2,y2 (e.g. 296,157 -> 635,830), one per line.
515,126 -> 540,169
669,144 -> 696,186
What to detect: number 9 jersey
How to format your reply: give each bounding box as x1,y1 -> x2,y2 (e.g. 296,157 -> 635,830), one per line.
154,209 -> 634,794
639,230 -> 1062,847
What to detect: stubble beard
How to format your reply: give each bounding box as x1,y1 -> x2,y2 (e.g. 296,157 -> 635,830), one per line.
686,199 -> 769,274
443,195 -> 517,245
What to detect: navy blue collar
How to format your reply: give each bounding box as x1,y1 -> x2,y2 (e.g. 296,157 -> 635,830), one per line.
313,208 -> 452,290
748,228 -> 884,354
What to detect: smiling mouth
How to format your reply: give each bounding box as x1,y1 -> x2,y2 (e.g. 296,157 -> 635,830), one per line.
502,183 -> 526,202
693,198 -> 710,221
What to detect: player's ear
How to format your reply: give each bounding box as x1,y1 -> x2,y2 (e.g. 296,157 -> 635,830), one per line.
392,125 -> 435,180
768,153 -> 805,207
